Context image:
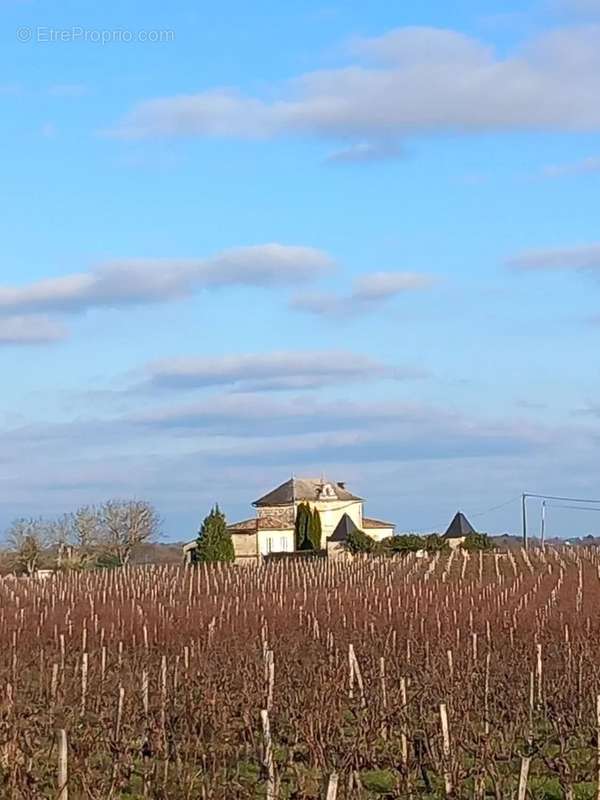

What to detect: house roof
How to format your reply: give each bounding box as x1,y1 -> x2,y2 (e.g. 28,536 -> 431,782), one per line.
227,517 -> 293,533
329,513 -> 360,542
443,512 -> 476,539
363,516 -> 395,529
228,518 -> 257,533
253,477 -> 362,507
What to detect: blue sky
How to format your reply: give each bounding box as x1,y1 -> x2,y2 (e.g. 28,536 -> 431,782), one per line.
2,0 -> 600,540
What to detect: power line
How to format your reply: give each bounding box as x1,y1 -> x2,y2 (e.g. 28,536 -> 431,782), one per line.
546,503 -> 600,513
471,495 -> 522,518
522,492 -> 600,548
427,494 -> 521,532
524,492 -> 600,504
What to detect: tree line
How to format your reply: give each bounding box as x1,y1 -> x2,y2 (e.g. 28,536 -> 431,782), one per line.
2,499 -> 160,575
346,529 -> 494,554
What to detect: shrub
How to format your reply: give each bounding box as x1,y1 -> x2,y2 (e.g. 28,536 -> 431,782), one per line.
346,527 -> 375,554
361,770 -> 397,794
462,532 -> 494,552
92,551 -> 123,570
425,534 -> 450,553
382,535 -> 426,555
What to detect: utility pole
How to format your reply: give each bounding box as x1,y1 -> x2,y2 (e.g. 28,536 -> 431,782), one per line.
522,493 -> 528,549
540,500 -> 546,549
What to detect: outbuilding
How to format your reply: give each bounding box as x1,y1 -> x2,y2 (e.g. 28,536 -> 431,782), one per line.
442,511 -> 476,549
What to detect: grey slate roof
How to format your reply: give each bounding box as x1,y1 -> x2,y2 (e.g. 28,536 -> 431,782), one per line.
443,512 -> 476,539
329,513 -> 361,542
253,477 -> 362,507
363,516 -> 395,529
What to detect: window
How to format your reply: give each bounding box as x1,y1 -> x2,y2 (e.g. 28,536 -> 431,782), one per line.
319,483 -> 336,498
280,537 -> 287,551
267,537 -> 273,553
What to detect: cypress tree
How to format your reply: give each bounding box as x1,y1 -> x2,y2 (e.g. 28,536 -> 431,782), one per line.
294,503 -> 304,550
195,505 -> 235,563
294,503 -> 313,550
310,507 -> 322,550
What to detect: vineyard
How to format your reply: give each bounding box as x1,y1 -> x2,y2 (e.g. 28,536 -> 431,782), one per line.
1,548 -> 600,798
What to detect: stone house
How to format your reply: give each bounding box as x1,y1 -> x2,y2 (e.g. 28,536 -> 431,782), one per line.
184,476 -> 395,563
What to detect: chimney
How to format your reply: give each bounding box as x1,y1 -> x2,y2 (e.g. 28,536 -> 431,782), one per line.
337,481 -> 346,489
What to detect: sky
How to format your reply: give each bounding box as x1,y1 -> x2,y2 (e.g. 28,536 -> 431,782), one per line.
2,0 -> 600,540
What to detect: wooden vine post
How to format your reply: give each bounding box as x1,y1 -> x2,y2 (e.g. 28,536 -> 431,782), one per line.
57,728 -> 68,800
379,656 -> 388,739
400,676 -> 409,767
439,702 -> 452,797
326,772 -> 339,800
518,756 -> 531,800
348,644 -> 366,708
261,709 -> 276,800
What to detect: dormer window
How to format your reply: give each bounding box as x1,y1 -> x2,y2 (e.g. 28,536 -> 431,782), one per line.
319,483 -> 336,499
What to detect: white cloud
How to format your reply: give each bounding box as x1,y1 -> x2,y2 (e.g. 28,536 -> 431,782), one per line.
109,25 -> 600,143
350,27 -> 493,67
0,244 -> 334,317
325,141 -> 404,164
508,244 -> 600,271
142,350 -> 418,392
92,396 -> 560,474
292,270 -> 436,316
541,155 -> 600,177
291,292 -> 343,316
2,388 -> 588,533
0,315 -> 67,345
352,271 -> 435,301
3,393 -> 549,461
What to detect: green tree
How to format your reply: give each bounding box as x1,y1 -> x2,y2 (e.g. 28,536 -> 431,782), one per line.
309,507 -> 322,550
461,532 -> 493,552
382,534 -> 426,555
425,534 -> 450,553
195,505 -> 234,563
295,503 -> 313,550
346,527 -> 375,554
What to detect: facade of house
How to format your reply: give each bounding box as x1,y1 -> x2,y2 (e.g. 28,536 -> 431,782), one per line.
184,476 -> 395,563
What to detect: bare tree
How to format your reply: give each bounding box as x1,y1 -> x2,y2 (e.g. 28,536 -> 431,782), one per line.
5,501 -> 160,574
73,505 -> 102,548
5,518 -> 48,575
46,507 -> 102,569
98,500 -> 160,566
46,514 -> 74,567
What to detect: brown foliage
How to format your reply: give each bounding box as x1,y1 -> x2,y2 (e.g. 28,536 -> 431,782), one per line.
0,548 -> 598,797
